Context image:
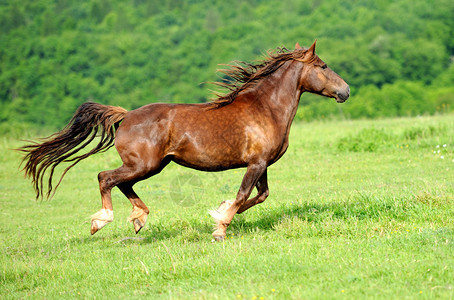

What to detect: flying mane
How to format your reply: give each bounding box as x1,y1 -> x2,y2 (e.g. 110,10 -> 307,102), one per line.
211,47 -> 309,107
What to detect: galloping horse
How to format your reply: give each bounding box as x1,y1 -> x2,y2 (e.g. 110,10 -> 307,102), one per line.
19,41 -> 349,241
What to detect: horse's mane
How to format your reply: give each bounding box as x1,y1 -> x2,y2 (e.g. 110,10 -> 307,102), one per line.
211,47 -> 307,107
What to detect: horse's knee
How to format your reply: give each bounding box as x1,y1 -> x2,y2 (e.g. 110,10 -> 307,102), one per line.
263,189 -> 269,198
236,191 -> 250,206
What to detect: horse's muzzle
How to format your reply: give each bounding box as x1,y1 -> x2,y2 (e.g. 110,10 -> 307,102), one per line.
335,86 -> 350,103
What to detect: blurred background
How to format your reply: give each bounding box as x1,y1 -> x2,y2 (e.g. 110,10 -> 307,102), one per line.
0,0 -> 453,130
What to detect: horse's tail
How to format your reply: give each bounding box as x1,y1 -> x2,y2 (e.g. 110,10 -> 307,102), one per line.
18,102 -> 128,200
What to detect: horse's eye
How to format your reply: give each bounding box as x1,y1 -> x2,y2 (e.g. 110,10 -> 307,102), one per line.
321,64 -> 327,70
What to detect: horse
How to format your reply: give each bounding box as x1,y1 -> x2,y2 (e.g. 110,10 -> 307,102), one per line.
19,41 -> 349,241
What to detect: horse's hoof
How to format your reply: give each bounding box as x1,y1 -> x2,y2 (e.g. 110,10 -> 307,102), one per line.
90,223 -> 99,235
90,219 -> 108,235
128,207 -> 148,234
90,209 -> 114,235
133,219 -> 144,234
212,233 -> 225,242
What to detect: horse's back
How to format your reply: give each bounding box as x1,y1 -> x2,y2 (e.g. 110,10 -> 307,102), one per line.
114,101 -> 280,170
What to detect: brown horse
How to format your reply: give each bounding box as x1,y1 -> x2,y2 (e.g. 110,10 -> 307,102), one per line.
19,41 -> 349,241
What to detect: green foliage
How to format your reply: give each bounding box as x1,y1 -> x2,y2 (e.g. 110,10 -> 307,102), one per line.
403,124 -> 446,141
337,128 -> 391,152
0,0 -> 453,127
336,122 -> 448,152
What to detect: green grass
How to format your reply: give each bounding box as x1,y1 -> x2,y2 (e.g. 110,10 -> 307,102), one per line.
1,114 -> 453,299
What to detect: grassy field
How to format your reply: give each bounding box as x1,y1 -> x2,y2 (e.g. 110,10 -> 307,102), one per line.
1,114 -> 453,299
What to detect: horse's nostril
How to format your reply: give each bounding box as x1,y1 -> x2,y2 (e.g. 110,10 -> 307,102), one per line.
336,90 -> 349,101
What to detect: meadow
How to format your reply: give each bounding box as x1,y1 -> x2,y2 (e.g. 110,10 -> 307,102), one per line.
1,114 -> 453,299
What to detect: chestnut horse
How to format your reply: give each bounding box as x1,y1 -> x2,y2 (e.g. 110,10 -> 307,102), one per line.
19,41 -> 349,241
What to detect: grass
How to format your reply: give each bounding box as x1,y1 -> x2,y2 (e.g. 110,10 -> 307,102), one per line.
1,114 -> 453,299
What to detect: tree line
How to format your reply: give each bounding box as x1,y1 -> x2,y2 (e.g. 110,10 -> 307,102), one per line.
0,0 -> 453,129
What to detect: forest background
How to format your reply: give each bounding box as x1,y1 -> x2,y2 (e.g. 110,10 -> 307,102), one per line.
1,0 -> 453,130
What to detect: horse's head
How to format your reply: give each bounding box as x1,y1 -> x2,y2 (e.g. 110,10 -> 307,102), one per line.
295,41 -> 350,103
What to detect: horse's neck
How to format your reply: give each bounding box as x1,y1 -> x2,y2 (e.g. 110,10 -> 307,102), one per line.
254,61 -> 302,127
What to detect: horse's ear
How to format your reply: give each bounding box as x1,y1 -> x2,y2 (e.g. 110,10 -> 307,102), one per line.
295,42 -> 302,50
308,40 -> 317,55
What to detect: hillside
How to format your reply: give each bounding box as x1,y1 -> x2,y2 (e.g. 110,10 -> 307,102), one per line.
1,0 -> 453,128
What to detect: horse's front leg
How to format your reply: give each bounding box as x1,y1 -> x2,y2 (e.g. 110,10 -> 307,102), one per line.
214,169 -> 269,215
237,169 -> 269,214
211,162 -> 267,241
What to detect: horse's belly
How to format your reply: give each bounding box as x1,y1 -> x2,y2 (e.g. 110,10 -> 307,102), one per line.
171,146 -> 248,172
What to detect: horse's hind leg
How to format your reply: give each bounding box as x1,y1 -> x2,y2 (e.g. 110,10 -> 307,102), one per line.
117,183 -> 149,233
90,169 -> 118,235
119,157 -> 170,233
91,152 -> 170,235
91,165 -> 149,235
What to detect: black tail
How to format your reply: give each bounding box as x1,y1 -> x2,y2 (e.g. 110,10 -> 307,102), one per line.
18,102 -> 128,199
